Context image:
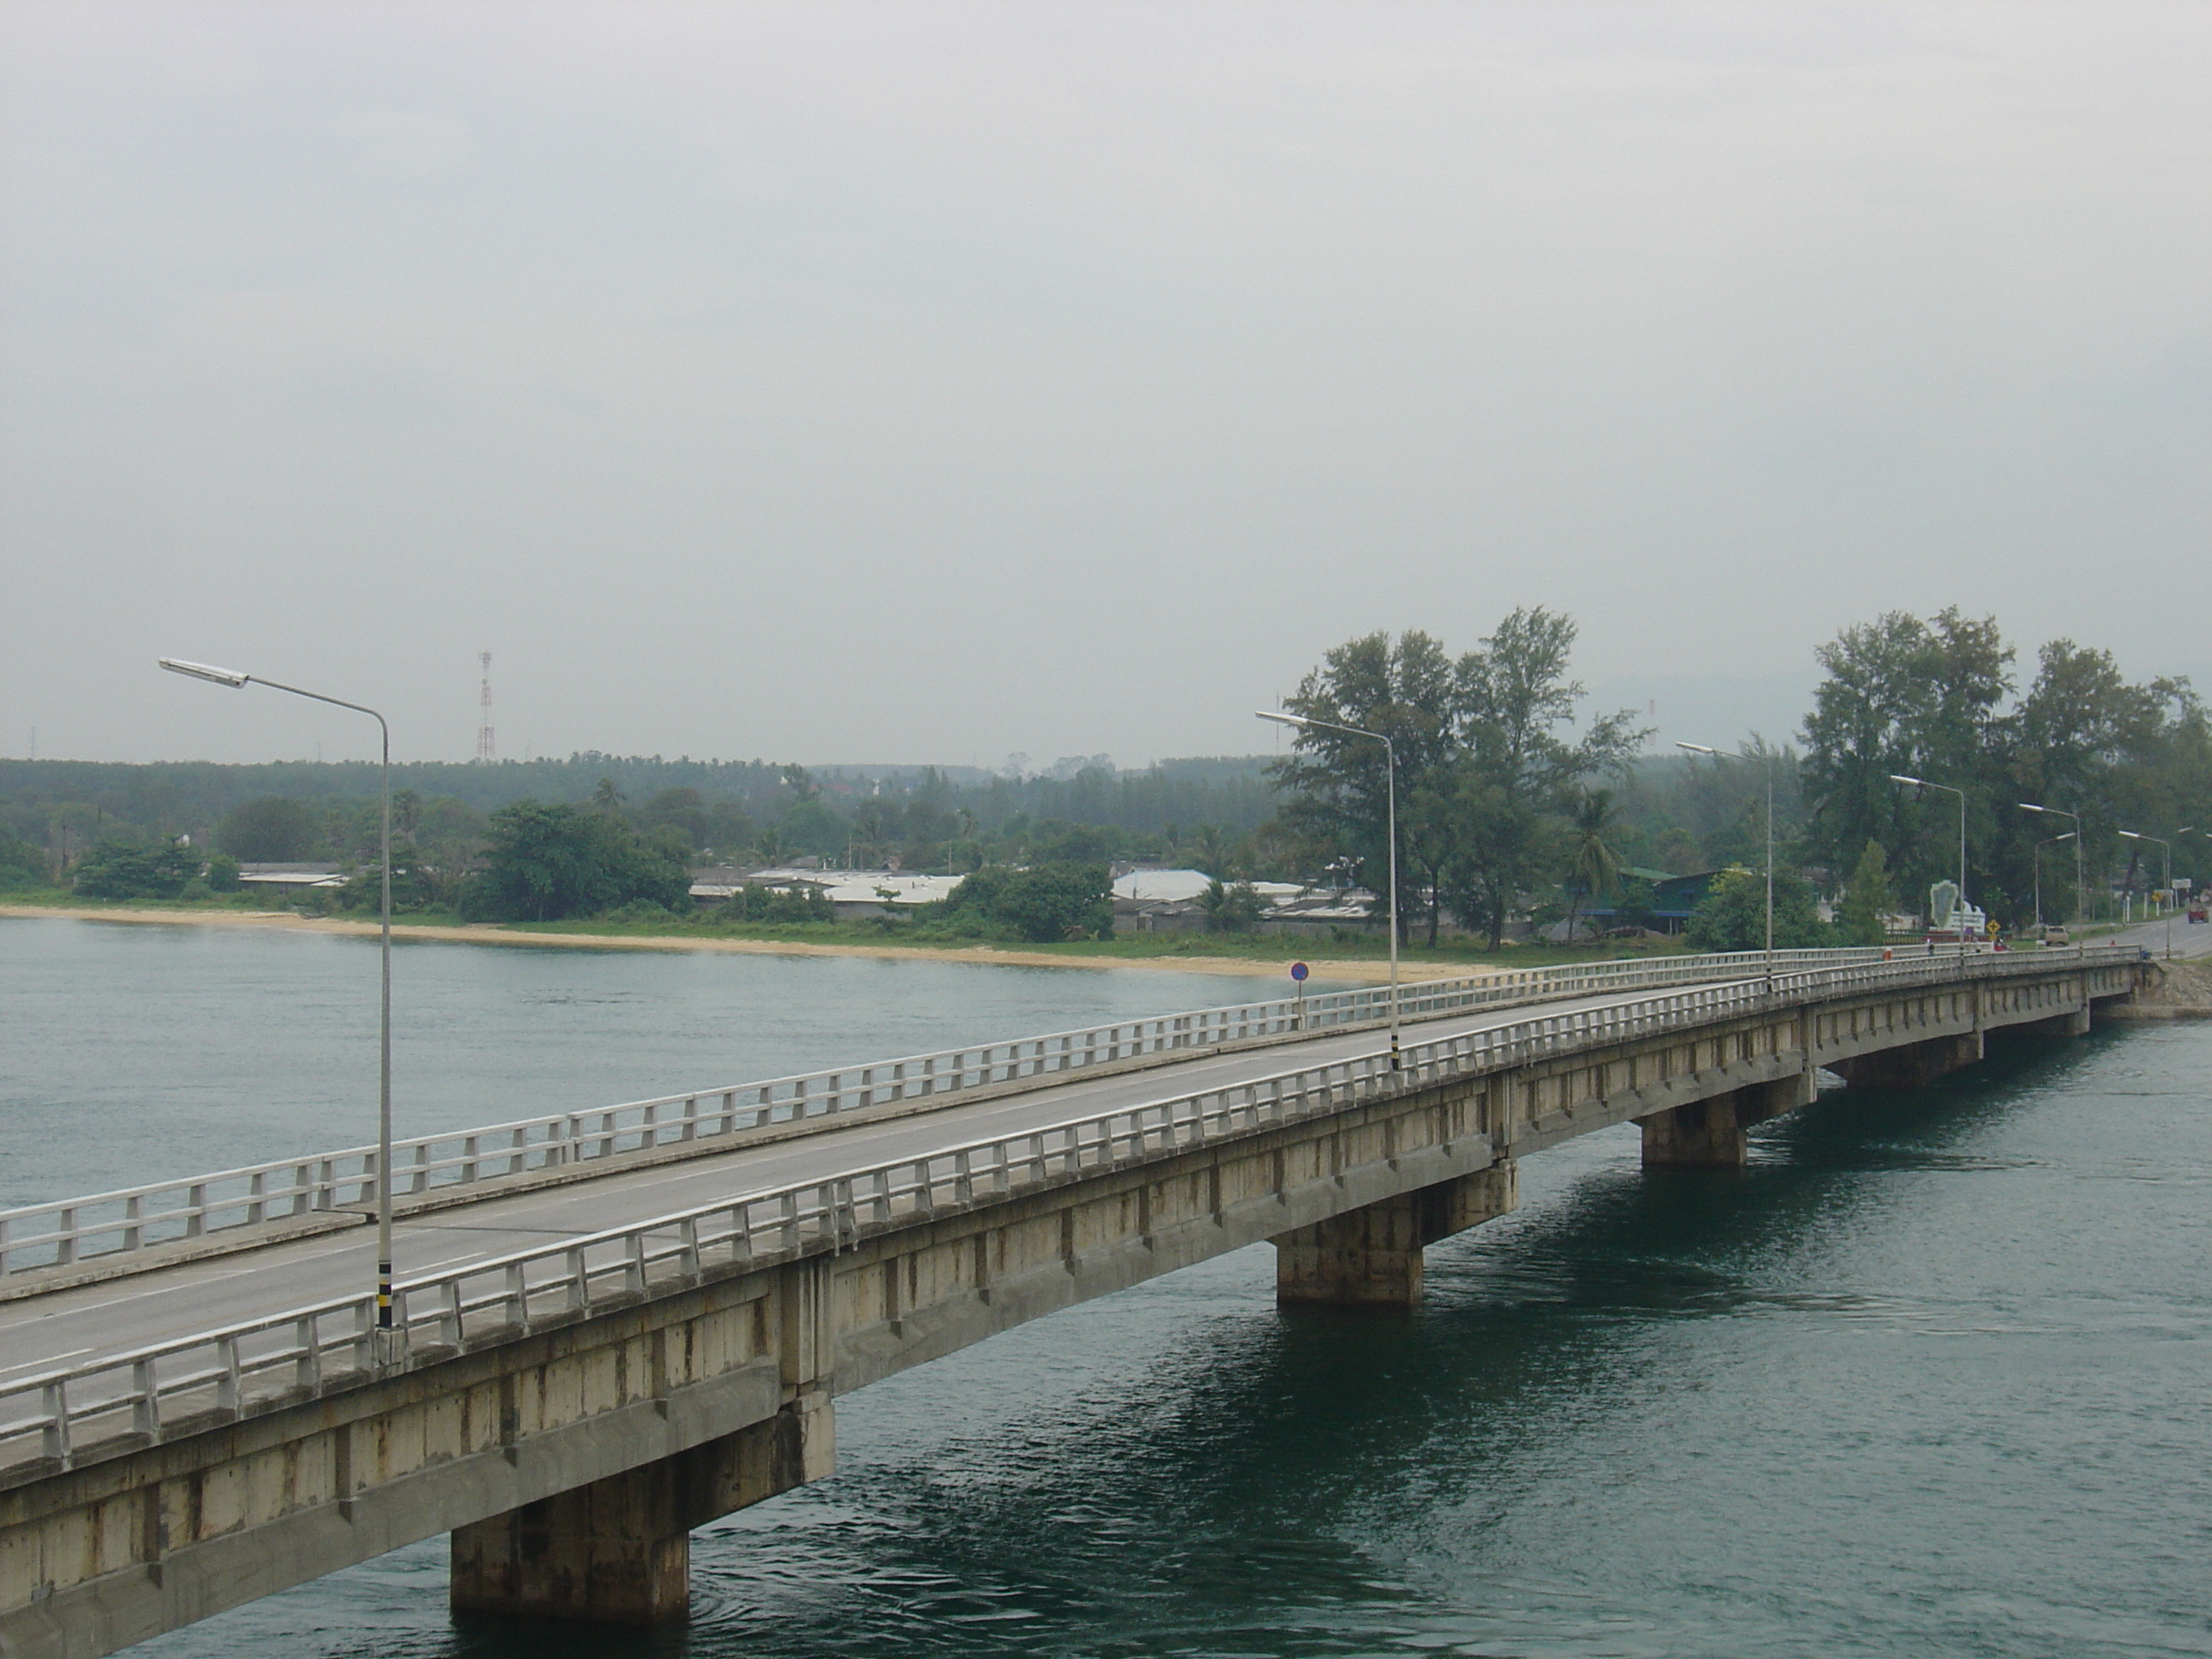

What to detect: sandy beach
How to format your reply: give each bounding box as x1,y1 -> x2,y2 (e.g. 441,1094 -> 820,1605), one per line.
0,902 -> 1447,984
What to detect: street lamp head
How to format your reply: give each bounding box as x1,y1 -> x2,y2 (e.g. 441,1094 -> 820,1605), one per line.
2018,801 -> 2051,814
159,657 -> 250,689
1675,742 -> 1718,756
1254,710 -> 1308,730
2118,830 -> 2145,841
1888,773 -> 1923,787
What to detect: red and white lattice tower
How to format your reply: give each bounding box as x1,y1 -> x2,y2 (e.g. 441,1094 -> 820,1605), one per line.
475,652 -> 497,761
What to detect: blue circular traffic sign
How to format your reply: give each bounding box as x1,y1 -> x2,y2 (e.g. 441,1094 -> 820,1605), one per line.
1289,962 -> 1309,981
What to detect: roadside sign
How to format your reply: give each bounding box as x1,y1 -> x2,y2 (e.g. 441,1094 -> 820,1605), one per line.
1289,962 -> 1309,981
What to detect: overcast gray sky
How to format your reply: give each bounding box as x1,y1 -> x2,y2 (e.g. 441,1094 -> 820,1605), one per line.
3,2 -> 2206,769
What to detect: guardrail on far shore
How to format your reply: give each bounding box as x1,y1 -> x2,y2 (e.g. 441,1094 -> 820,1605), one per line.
0,947 -> 1893,1283
0,943 -> 2116,1481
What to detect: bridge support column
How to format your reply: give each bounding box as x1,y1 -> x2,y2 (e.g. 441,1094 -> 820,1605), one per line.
1828,1032 -> 1983,1091
1639,1071 -> 1811,1168
1273,1163 -> 1516,1307
449,1391 -> 832,1626
1996,1004 -> 2091,1039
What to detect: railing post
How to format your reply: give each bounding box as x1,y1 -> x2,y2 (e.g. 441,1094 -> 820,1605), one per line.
218,1335 -> 241,1412
131,1357 -> 159,1438
294,1316 -> 321,1388
42,1377 -> 70,1464
678,1216 -> 701,1277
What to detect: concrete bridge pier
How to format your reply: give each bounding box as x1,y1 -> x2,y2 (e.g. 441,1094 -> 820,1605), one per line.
452,1254 -> 839,1627
1639,1070 -> 1815,1168
449,1392 -> 831,1625
1997,1004 -> 2093,1040
1273,1164 -> 1517,1306
1828,1031 -> 1984,1091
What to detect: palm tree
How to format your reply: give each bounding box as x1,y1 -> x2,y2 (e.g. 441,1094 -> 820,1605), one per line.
1563,788 -> 1623,944
1190,824 -> 1237,878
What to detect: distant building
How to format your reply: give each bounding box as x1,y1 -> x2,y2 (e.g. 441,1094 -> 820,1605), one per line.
235,862 -> 346,894
690,865 -> 966,921
1109,868 -> 1385,936
1571,868 -> 1714,936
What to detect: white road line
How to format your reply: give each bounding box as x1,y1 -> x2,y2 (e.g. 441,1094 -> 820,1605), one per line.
7,1266 -> 259,1318
408,1251 -> 496,1272
0,1346 -> 90,1377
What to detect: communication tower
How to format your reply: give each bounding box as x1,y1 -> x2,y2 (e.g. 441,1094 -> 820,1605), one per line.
475,652 -> 497,761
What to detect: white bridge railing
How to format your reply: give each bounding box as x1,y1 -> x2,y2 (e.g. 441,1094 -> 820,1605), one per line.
0,947 -> 1896,1281
0,945 -> 2114,1479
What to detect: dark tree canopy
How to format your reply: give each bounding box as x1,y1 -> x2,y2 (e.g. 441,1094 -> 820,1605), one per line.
1272,610 -> 1643,947
217,796 -> 321,863
1801,609 -> 2204,927
941,860 -> 1112,942
469,800 -> 691,922
71,839 -> 201,900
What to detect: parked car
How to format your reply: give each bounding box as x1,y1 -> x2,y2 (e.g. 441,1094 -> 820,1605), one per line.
2040,926 -> 2070,946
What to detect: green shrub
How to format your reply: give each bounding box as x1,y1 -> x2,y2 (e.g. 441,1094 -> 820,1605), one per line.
1685,865 -> 1832,952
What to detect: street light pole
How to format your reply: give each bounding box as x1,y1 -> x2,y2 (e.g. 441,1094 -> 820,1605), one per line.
1259,709 -> 1399,1068
1889,775 -> 1970,960
161,659 -> 396,1351
2119,830 -> 2174,959
1679,742 -> 1773,993
2018,802 -> 2084,936
2033,832 -> 2075,931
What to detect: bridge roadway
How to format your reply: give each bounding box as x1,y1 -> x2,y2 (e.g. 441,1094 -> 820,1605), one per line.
0,975 -> 1701,1389
0,946 -> 2139,1659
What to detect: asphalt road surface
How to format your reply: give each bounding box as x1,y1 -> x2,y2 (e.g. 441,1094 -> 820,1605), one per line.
2106,911 -> 2212,958
0,977 -> 1746,1391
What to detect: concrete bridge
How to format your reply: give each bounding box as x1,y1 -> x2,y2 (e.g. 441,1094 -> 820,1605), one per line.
0,945 -> 2143,1658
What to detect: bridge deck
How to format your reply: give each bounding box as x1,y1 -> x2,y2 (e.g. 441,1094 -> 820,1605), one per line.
0,978 -> 1725,1394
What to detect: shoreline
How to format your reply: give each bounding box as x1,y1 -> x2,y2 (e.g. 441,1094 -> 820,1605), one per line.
0,902 -> 1444,985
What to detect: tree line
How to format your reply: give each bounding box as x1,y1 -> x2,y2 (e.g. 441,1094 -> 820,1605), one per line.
9,606 -> 2197,942
0,754 -> 1283,892
1798,608 -> 2206,927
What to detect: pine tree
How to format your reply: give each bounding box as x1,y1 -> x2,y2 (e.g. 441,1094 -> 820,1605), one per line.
1837,840 -> 1895,946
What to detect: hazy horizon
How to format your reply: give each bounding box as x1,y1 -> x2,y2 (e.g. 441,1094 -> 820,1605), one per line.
4,3 -> 2205,768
